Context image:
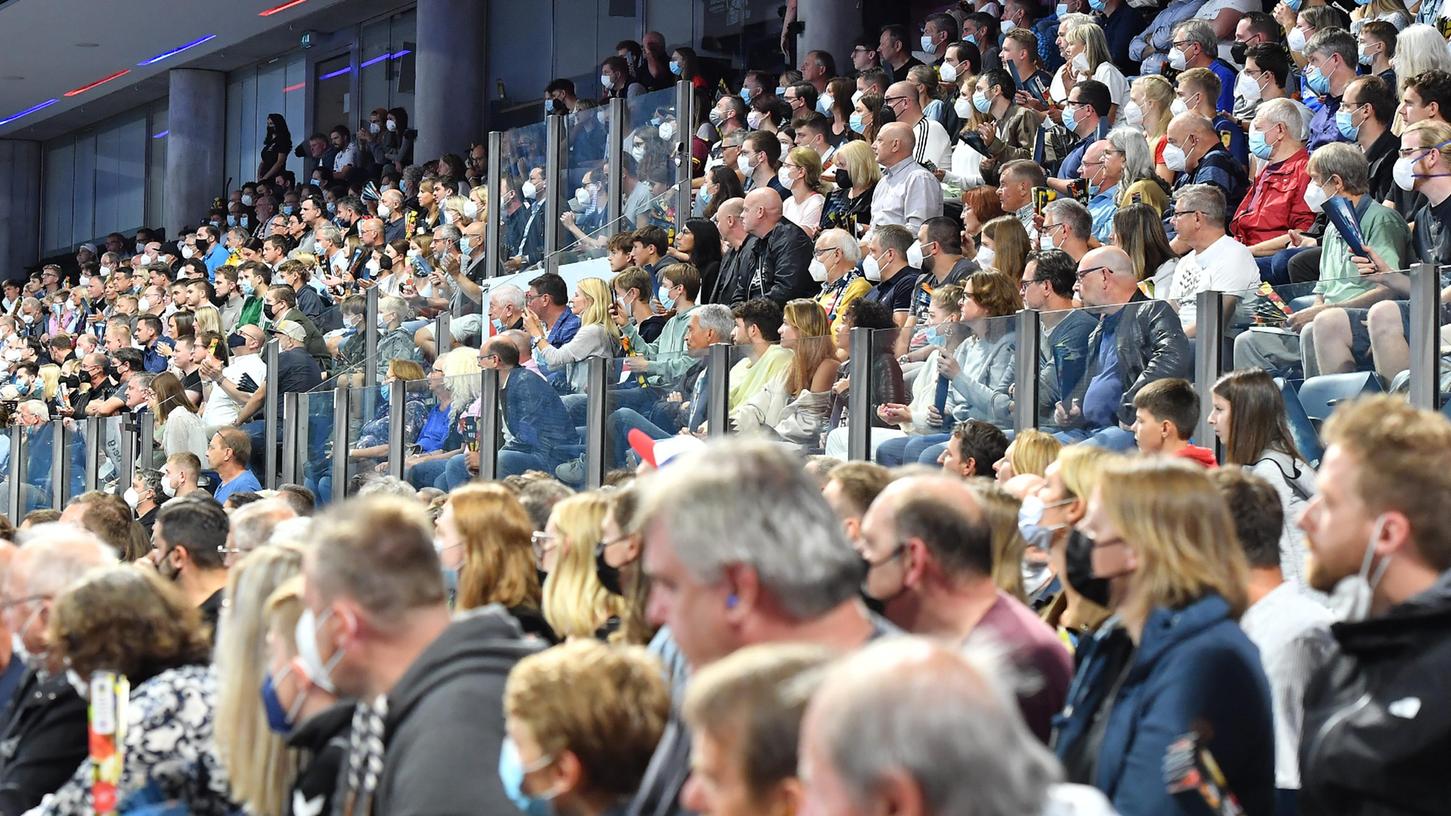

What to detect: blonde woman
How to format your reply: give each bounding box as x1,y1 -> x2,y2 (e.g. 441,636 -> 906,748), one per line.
441,194 -> 471,227
540,493 -> 626,640
260,576 -> 347,816
1393,24 -> 1451,96
597,484 -> 654,646
524,277 -> 622,394
768,299 -> 841,446
1128,75 -> 1176,183
214,543 -> 306,816
780,147 -> 827,237
439,483 -> 552,641
1056,458 -> 1272,815
1048,12 -> 1097,109
1026,444 -> 1117,643
1353,0 -> 1411,33
819,141 -> 881,236
1066,22 -> 1129,112
979,215 -> 1029,282
993,428 -> 1063,481
37,363 -> 60,403
193,304 -> 222,338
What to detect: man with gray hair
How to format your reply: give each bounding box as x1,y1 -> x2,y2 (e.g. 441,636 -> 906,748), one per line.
1303,29 -> 1358,150
380,188 -> 409,243
797,638 -> 1113,816
1059,247 -> 1190,450
1171,20 -> 1235,112
488,284 -> 527,334
1166,183 -> 1258,337
225,498 -> 297,567
627,438 -> 887,816
1041,198 -> 1092,264
859,475 -> 1072,742
0,525 -> 117,812
1230,98 -> 1313,259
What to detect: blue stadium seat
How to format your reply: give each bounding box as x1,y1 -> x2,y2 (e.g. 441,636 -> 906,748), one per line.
1274,378 -> 1323,467
1297,372 -> 1383,430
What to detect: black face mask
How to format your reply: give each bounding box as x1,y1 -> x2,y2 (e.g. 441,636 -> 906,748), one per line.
595,543 -> 625,596
835,168 -> 852,188
263,303 -> 276,320
1230,41 -> 1248,65
227,332 -> 247,349
1064,528 -> 1112,608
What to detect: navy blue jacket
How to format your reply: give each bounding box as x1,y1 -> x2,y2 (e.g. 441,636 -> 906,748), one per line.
1057,594 -> 1276,816
501,368 -> 577,461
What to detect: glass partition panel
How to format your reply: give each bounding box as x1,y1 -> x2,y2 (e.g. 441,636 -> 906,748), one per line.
302,389 -> 337,505
499,120 -> 551,270
18,424 -> 52,517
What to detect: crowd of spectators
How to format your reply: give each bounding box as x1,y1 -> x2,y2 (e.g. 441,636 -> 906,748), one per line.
3,2 -> 1451,814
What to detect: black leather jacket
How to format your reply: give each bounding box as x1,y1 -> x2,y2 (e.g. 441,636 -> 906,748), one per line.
730,220 -> 815,307
1067,291 -> 1191,427
1299,570 -> 1451,815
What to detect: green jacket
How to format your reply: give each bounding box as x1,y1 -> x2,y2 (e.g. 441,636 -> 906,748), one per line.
621,304 -> 698,386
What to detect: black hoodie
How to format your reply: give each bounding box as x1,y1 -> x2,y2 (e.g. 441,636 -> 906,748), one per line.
359,605 -> 542,815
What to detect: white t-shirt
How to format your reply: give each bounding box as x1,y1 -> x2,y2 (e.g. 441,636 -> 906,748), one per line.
783,192 -> 825,235
332,143 -> 359,174
201,353 -> 269,430
1093,62 -> 1130,107
1194,0 -> 1257,62
1168,233 -> 1259,332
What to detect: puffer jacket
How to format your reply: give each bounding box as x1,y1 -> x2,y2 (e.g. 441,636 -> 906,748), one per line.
1068,290 -> 1191,427
1299,569 -> 1451,815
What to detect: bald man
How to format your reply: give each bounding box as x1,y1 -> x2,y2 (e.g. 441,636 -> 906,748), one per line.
858,475 -> 1071,742
871,122 -> 944,234
798,638 -> 1105,816
1164,112 -> 1249,216
884,81 -> 952,169
730,188 -> 816,305
1056,247 -> 1191,450
710,197 -> 754,304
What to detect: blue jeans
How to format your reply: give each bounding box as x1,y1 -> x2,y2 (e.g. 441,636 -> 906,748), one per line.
608,407 -> 678,470
876,433 -> 950,466
406,457 -> 451,490
1255,247 -> 1305,287
1053,425 -> 1138,451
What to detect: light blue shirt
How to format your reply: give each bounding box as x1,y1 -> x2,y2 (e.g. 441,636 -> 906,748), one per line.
1088,184 -> 1120,244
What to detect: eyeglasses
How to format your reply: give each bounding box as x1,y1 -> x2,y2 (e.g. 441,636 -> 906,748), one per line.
812,246 -> 839,257
883,95 -> 910,105
1019,277 -> 1047,289
0,594 -> 51,612
1075,265 -> 1112,280
1169,209 -> 1207,219
530,531 -> 558,559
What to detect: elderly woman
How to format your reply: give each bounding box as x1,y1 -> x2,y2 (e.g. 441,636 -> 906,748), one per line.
500,641 -> 669,815
1108,127 -> 1171,215
35,566 -> 229,814
374,294 -> 425,380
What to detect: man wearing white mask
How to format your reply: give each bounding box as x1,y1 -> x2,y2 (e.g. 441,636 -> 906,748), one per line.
1164,113 -> 1251,217
1297,396 -> 1451,815
379,188 -> 409,243
162,451 -> 203,499
810,229 -> 871,333
897,216 -> 977,355
1175,67 -> 1248,165
861,225 -> 921,328
1230,13 -> 1280,118
1169,21 -> 1236,112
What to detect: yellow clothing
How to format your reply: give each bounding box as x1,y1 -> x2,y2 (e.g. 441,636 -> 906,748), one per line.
728,344 -> 794,410
815,275 -> 872,336
1117,178 -> 1170,215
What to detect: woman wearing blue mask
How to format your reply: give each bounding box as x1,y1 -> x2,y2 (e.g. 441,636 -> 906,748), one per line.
500,640 -> 670,816
261,574 -> 349,816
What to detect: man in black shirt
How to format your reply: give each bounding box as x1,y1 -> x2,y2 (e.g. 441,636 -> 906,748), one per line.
153,496 -> 231,643
863,224 -> 922,326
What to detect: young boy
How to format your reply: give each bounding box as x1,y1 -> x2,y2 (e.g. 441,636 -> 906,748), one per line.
1131,378 -> 1217,467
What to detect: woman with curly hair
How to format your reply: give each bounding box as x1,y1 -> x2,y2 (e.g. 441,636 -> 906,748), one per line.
36,566 -> 229,814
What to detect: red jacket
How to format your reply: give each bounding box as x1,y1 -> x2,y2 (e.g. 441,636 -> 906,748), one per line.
1230,148 -> 1314,247
1174,443 -> 1219,468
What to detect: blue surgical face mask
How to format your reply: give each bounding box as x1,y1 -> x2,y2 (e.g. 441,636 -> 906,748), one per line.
1055,2 -> 1070,16
281,204 -> 296,216
1335,108 -> 1359,140
1248,126 -> 1274,160
240,279 -> 256,297
260,665 -> 307,734
658,284 -> 676,310
739,87 -> 753,103
1017,495 -> 1073,553
849,112 -> 867,134
1304,64 -> 1330,96
1061,104 -> 1079,133
498,737 -> 558,816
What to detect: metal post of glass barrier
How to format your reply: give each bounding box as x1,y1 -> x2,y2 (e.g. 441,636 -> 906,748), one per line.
137,409 -> 155,477
674,80 -> 693,238
118,414 -> 136,495
1194,290 -> 1225,449
387,378 -> 406,480
1015,309 -> 1042,433
49,422 -> 65,508
281,392 -> 301,486
706,343 -> 731,438
263,339 -> 280,489
362,287 -> 379,421
486,130 -> 504,278
1407,262 -> 1439,411
83,416 -> 102,493
330,386 -> 351,505
295,392 -> 312,488
585,356 -> 609,489
847,327 -> 875,461
544,113 -> 564,273
607,97 -> 627,235
476,367 -> 501,482
434,312 -> 451,359
7,426 -> 23,518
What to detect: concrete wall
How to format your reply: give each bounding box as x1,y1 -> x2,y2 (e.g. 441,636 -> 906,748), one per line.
164,69 -> 226,237
0,140 -> 41,276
